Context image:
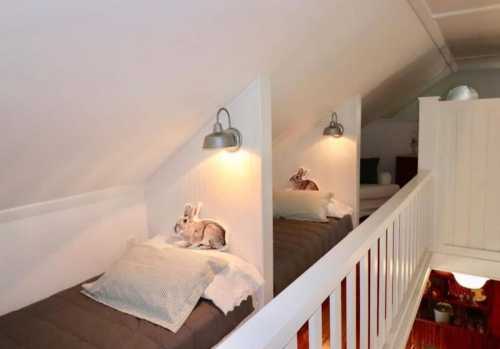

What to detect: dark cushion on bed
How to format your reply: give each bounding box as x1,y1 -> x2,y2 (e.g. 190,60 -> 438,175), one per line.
0,278 -> 253,349
273,215 -> 353,295
360,157 -> 379,184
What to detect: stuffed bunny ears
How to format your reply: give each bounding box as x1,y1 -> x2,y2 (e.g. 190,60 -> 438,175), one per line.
297,167 -> 308,176
183,202 -> 203,218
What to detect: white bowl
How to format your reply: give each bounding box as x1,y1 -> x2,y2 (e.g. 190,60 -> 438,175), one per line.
446,85 -> 479,101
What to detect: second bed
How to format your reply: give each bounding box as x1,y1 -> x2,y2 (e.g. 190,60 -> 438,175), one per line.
273,215 -> 353,295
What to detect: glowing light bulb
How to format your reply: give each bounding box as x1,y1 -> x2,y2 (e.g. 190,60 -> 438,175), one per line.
452,272 -> 488,290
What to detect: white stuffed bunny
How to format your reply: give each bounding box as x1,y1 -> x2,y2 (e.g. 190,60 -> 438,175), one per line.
173,203 -> 226,250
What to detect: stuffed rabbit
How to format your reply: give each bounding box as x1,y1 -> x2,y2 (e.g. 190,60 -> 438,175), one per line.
289,167 -> 319,190
173,203 -> 226,250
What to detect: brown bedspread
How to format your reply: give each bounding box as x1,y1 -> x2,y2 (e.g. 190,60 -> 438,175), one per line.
273,215 -> 353,295
0,279 -> 252,349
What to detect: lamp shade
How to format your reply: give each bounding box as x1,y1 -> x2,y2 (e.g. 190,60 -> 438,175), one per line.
323,123 -> 343,137
203,130 -> 238,149
452,272 -> 488,290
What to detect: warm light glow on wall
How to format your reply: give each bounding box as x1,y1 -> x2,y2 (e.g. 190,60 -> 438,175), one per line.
215,149 -> 251,168
209,149 -> 257,186
318,135 -> 355,155
452,272 -> 489,290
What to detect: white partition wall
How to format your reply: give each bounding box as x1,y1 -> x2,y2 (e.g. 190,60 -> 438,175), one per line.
0,187 -> 148,316
272,95 -> 362,225
145,77 -> 274,301
419,97 -> 500,262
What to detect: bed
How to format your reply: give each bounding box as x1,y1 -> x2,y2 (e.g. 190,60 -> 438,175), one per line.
273,215 -> 353,295
0,235 -> 263,349
0,277 -> 253,349
360,184 -> 399,217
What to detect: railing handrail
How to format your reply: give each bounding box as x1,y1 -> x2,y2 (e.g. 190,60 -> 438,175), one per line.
218,171 -> 432,349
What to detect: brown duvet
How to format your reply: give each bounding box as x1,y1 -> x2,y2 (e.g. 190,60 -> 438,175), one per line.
273,215 -> 353,295
0,279 -> 252,349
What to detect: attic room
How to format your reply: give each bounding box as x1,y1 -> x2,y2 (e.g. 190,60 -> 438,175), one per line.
1,1 -> 500,349
359,1 -> 500,221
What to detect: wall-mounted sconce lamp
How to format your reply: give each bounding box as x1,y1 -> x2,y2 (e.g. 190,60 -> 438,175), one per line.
323,112 -> 344,138
203,107 -> 242,151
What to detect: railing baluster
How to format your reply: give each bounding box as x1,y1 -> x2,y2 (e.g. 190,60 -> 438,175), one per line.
416,193 -> 421,263
406,204 -> 413,282
284,335 -> 297,349
422,190 -> 426,251
360,254 -> 369,349
370,243 -> 379,349
422,186 -> 426,251
420,190 -> 424,258
308,307 -> 322,348
420,191 -> 424,261
408,204 -> 412,284
414,195 -> 419,269
386,221 -> 394,333
404,206 -> 410,292
414,194 -> 418,264
412,197 -> 417,274
330,286 -> 342,349
347,268 -> 357,349
393,214 -> 400,317
406,202 -> 411,282
378,231 -> 387,342
409,200 -> 414,277
427,184 -> 432,250
411,197 -> 418,274
406,204 -> 411,286
400,208 -> 407,297
400,210 -> 405,308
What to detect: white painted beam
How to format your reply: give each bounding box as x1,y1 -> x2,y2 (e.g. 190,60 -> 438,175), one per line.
408,0 -> 458,71
432,4 -> 500,19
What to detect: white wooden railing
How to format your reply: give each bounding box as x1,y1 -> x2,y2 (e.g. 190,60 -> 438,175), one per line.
219,171 -> 433,349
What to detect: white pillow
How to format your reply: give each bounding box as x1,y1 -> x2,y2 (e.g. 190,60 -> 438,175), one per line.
327,198 -> 354,218
82,244 -> 227,333
273,190 -> 333,222
144,235 -> 265,314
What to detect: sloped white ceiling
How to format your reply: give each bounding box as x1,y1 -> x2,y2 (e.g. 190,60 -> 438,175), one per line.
270,0 -> 444,138
362,49 -> 450,125
431,2 -> 500,60
0,0 -> 440,210
367,0 -> 500,124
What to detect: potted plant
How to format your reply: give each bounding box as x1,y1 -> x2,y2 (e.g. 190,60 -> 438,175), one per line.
434,302 -> 453,324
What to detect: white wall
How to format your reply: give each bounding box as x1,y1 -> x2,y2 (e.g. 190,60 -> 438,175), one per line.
0,77 -> 274,314
361,119 -> 418,178
145,77 -> 273,301
272,96 -> 361,225
0,187 -> 148,316
419,97 -> 500,263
